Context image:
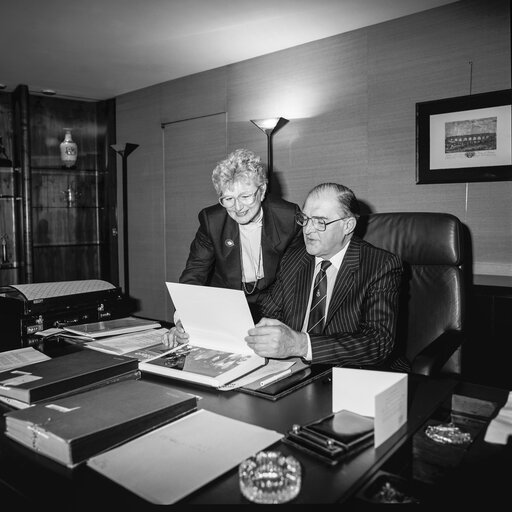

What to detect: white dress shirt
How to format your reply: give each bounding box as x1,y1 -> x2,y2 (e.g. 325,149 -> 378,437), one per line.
303,242 -> 349,361
238,209 -> 264,282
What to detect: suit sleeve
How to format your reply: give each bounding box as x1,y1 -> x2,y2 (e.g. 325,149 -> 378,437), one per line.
310,253 -> 403,367
179,209 -> 215,285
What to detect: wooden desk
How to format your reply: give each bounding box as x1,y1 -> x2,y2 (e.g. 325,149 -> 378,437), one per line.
0,344 -> 509,507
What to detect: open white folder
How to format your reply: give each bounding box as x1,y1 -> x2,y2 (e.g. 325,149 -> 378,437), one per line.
139,283 -> 266,388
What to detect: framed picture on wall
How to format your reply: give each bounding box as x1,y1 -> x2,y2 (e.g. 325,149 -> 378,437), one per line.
416,89 -> 512,184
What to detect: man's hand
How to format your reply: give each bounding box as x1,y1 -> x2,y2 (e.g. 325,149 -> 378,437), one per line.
245,318 -> 308,358
162,319 -> 189,348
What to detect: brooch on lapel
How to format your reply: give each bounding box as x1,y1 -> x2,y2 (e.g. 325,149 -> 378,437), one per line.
225,239 -> 235,247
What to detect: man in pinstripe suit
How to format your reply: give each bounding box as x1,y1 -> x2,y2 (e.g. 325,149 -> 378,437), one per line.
245,183 -> 404,369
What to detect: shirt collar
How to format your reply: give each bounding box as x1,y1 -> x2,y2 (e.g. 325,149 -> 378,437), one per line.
314,240 -> 350,271
238,208 -> 264,232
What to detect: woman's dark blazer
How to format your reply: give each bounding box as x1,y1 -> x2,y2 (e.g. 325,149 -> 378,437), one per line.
179,195 -> 303,318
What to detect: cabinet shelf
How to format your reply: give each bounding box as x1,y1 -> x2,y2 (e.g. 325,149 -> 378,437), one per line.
31,205 -> 101,209
31,166 -> 104,174
0,263 -> 20,270
33,242 -> 104,248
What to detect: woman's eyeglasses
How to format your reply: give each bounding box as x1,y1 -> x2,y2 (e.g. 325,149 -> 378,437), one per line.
219,186 -> 261,208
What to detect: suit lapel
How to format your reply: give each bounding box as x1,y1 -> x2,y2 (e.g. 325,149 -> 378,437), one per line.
260,202 -> 282,287
326,238 -> 360,325
290,251 -> 315,331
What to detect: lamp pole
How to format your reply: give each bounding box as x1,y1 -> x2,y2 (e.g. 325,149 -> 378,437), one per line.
110,143 -> 139,297
250,117 -> 289,190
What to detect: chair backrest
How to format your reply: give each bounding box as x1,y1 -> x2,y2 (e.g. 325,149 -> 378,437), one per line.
355,212 -> 466,374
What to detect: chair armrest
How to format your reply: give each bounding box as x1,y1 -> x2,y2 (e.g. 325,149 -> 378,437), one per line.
411,330 -> 465,376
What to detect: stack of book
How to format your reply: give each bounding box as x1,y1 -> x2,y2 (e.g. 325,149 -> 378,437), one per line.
3,379 -> 198,468
61,316 -> 162,340
0,349 -> 140,409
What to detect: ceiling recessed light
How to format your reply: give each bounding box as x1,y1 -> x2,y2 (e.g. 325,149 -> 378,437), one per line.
41,89 -> 56,95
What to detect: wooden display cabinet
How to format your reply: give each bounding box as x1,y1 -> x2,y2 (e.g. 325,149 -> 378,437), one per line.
1,85 -> 118,286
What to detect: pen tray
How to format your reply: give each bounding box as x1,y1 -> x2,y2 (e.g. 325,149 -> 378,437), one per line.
283,409 -> 374,465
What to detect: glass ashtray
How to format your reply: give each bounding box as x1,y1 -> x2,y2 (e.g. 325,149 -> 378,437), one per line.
424,422 -> 472,445
239,450 -> 302,504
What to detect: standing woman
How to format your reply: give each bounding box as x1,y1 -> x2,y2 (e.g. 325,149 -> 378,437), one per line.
167,148 -> 303,345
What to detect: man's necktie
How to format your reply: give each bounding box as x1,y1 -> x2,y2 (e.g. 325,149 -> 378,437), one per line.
307,260 -> 331,334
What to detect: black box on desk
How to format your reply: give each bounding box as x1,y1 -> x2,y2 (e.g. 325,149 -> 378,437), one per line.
0,280 -> 136,350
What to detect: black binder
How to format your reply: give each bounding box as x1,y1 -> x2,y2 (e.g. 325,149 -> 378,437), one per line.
239,364 -> 332,401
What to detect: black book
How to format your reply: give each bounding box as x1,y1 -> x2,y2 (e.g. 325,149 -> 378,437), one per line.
0,350 -> 138,405
3,379 -> 198,467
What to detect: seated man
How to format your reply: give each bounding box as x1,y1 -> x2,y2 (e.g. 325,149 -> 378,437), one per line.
245,182 -> 406,370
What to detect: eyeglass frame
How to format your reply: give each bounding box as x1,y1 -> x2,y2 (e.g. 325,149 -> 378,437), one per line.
295,211 -> 350,232
218,185 -> 262,209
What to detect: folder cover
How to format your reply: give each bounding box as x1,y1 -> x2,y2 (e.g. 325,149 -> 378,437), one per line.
0,350 -> 138,404
4,379 -> 198,467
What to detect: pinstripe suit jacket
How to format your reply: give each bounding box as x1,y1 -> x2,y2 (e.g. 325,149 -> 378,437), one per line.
258,236 -> 403,367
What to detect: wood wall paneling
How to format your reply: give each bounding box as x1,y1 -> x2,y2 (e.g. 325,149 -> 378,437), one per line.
32,245 -> 100,282
26,94 -> 115,284
117,0 -> 511,318
227,31 -> 370,204
163,113 -> 226,322
159,68 -> 227,123
116,83 -> 166,318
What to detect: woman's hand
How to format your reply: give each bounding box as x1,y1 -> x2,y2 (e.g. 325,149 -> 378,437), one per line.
163,319 -> 190,348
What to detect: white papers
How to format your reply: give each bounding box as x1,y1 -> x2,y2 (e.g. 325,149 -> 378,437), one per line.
0,347 -> 50,372
63,316 -> 161,339
84,328 -> 170,355
332,368 -> 407,448
484,391 -> 512,445
87,409 -> 283,505
166,282 -> 255,354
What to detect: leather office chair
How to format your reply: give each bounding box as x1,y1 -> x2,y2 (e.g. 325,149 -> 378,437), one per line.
355,212 -> 467,377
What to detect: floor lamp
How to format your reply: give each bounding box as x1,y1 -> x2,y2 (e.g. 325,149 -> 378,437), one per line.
110,143 -> 139,297
250,117 -> 289,189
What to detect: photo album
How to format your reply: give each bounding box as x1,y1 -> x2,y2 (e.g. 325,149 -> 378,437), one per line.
139,283 -> 266,388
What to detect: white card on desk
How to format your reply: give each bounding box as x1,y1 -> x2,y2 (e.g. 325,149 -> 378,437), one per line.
331,367 -> 407,448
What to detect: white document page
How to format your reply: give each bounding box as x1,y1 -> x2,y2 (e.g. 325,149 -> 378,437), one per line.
85,328 -> 170,355
331,367 -> 408,447
166,282 -> 255,354
0,347 -> 50,372
484,391 -> 512,444
87,409 -> 283,505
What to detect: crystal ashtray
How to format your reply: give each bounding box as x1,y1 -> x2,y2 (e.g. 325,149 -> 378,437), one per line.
239,450 -> 302,504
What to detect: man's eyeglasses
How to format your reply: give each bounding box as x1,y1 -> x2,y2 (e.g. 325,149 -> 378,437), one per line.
219,186 -> 261,209
295,212 -> 349,232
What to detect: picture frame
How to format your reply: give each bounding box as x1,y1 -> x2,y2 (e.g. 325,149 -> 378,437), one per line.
416,89 -> 512,184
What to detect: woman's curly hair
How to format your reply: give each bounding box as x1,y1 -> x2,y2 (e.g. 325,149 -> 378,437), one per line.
212,148 -> 267,195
